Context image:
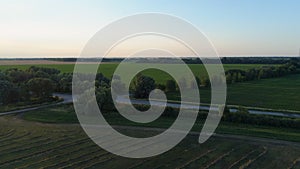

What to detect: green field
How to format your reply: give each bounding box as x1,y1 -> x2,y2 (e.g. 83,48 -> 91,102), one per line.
0,116 -> 299,169
168,74 -> 300,111
162,74 -> 300,113
226,74 -> 300,111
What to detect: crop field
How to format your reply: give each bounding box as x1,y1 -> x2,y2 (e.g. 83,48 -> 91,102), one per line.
226,74 -> 300,111
0,116 -> 299,169
166,74 -> 300,111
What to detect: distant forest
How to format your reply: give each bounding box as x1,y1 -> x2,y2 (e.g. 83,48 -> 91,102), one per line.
1,57 -> 299,65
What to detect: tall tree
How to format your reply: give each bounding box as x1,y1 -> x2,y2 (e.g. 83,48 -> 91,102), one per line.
132,74 -> 156,99
165,80 -> 176,92
27,78 -> 55,99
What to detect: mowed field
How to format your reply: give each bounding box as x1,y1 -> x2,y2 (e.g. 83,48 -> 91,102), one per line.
0,116 -> 299,169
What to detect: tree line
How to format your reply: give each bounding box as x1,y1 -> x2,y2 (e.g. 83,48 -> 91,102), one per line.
225,61 -> 300,84
0,66 -> 110,106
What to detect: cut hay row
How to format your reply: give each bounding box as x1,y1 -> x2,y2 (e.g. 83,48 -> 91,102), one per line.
202,148 -> 235,169
60,151 -> 112,169
0,136 -> 73,159
0,133 -> 42,148
72,136 -> 171,169
287,157 -> 300,169
76,154 -> 116,169
0,131 -> 30,143
129,145 -> 194,169
63,137 -> 158,169
118,136 -> 174,157
0,129 -> 15,138
127,159 -> 149,169
0,136 -> 47,152
43,134 -> 127,168
176,148 -> 216,169
226,149 -> 257,169
14,139 -> 96,169
151,143 -> 214,169
0,137 -> 90,168
42,144 -> 106,169
238,146 -> 267,169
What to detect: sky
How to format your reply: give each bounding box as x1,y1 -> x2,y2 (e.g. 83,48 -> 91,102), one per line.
0,0 -> 299,58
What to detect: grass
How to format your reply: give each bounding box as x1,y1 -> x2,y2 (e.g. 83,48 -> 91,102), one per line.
22,104 -> 300,142
0,116 -> 299,168
0,98 -> 62,113
166,73 -> 300,111
22,104 -> 77,123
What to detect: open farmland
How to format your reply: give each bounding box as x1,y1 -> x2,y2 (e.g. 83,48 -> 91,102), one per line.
0,116 -> 299,169
2,62 -> 300,111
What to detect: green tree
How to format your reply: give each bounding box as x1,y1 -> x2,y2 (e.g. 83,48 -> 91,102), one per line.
5,68 -> 32,84
200,77 -> 210,87
27,78 -> 55,99
96,84 -> 113,111
0,80 -> 12,105
132,74 -> 156,98
111,75 -> 126,95
165,80 -> 176,92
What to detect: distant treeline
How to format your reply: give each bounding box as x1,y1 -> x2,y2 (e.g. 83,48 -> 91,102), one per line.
46,58 -> 124,62
221,57 -> 299,64
3,57 -> 299,65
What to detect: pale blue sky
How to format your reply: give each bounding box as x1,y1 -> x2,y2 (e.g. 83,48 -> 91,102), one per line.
0,0 -> 299,57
